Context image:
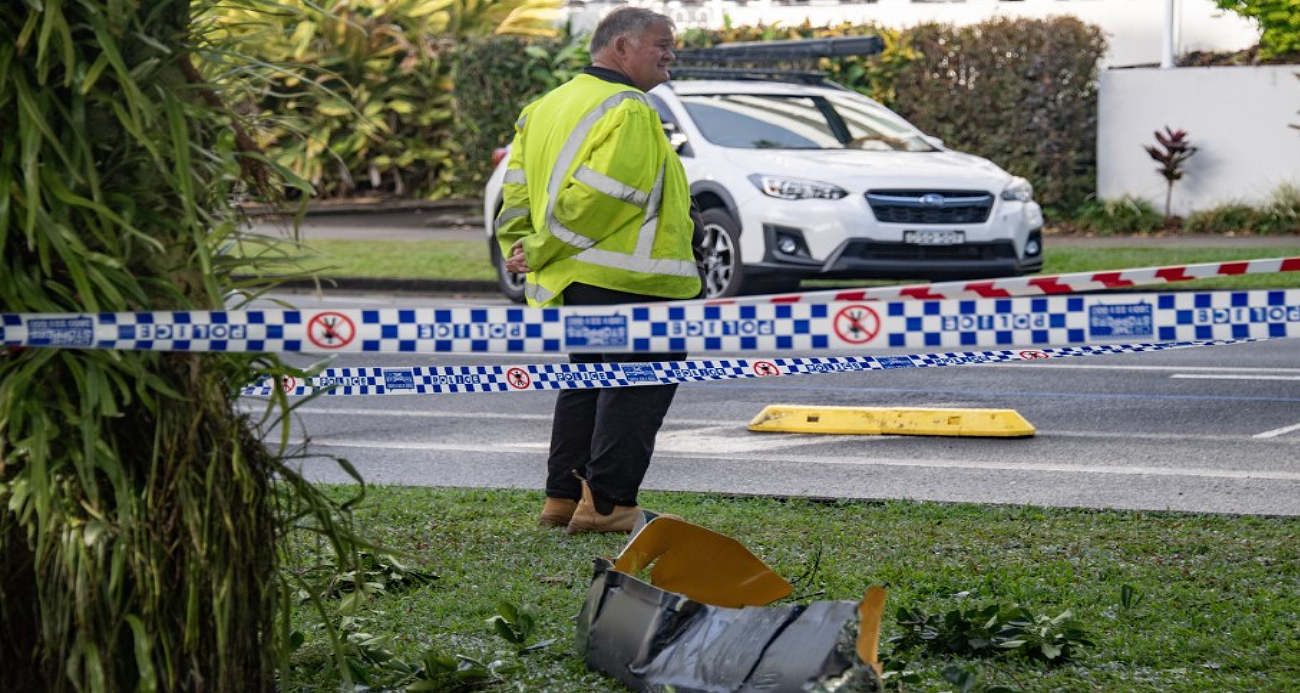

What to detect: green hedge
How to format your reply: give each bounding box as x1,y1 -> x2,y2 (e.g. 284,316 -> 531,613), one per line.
450,34 -> 588,196
1215,0 -> 1300,58
889,17 -> 1107,214
205,0 -> 563,201
450,16 -> 1106,212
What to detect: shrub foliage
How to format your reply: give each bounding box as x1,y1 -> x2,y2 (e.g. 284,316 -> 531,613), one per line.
890,18 -> 1106,214
451,34 -> 588,197
205,0 -> 561,199
1215,0 -> 1300,58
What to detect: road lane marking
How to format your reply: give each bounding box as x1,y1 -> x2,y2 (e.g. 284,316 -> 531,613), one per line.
979,363 -> 1300,374
261,407 -> 1300,444
708,451 -> 1300,480
1171,374 -> 1300,381
242,406 -> 742,427
1255,422 -> 1300,439
292,437 -> 1300,482
583,426 -> 833,454
1043,429 -> 1298,443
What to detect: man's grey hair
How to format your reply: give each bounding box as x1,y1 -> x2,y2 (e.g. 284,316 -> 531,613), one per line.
589,7 -> 674,54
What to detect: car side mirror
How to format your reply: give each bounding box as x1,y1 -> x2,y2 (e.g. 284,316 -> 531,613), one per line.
663,122 -> 689,152
922,135 -> 944,150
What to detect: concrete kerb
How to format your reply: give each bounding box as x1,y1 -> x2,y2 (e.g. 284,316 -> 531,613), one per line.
239,196 -> 483,223
263,276 -> 500,296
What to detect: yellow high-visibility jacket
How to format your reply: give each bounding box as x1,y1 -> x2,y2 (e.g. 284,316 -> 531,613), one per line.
494,73 -> 700,307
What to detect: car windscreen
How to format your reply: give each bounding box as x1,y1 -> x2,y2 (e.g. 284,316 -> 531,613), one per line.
678,92 -> 937,152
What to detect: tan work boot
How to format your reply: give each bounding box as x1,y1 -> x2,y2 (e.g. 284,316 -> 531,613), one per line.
567,479 -> 641,534
538,497 -> 578,528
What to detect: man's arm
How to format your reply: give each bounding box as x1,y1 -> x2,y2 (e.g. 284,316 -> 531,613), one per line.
494,124 -> 533,265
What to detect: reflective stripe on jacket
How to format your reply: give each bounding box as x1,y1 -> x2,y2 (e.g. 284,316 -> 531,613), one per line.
494,74 -> 700,307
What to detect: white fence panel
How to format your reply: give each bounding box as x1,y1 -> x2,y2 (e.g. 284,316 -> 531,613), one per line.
1098,66 -> 1300,216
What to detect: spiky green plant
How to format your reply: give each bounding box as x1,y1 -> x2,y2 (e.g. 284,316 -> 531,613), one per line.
0,3 -> 362,691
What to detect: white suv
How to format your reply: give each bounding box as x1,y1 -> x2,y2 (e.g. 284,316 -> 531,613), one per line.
483,77 -> 1043,300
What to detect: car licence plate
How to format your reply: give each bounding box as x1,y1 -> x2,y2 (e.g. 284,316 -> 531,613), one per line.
903,230 -> 965,245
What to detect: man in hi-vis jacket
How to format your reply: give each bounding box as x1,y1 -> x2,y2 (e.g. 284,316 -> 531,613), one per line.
495,6 -> 700,533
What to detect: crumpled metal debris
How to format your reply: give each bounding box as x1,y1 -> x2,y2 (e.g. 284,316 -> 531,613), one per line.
576,513 -> 885,693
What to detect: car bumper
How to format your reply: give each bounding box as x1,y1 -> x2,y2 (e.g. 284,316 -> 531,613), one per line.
751,236 -> 1043,280
739,195 -> 1044,279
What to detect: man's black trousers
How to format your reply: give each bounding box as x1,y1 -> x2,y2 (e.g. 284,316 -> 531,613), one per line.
545,283 -> 686,507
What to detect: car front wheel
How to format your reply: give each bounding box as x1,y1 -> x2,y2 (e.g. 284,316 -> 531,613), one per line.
697,208 -> 743,299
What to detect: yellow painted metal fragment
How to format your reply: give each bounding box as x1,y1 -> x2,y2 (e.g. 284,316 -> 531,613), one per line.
747,405 -> 1035,437
612,516 -> 793,608
856,585 -> 887,675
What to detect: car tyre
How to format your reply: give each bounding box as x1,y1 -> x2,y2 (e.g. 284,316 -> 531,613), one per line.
698,208 -> 744,298
488,240 -> 526,303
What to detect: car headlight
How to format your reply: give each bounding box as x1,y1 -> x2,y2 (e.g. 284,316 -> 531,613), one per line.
1000,177 -> 1034,203
748,174 -> 847,201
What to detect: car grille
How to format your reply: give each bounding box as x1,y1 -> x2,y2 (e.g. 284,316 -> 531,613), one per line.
841,240 -> 1016,262
865,190 -> 994,225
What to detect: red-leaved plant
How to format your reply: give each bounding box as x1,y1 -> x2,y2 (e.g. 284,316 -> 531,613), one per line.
1144,126 -> 1198,222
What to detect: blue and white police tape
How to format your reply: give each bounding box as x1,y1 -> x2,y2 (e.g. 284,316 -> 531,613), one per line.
6,289 -> 1300,355
241,337 -> 1262,397
709,256 -> 1300,305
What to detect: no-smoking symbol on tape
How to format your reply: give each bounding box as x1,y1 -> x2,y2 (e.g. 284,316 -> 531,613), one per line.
1019,350 -> 1050,360
506,367 -> 532,389
833,304 -> 880,344
752,361 -> 781,377
308,312 -> 356,349
279,376 -> 297,392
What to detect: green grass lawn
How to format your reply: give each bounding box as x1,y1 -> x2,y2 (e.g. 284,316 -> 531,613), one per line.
274,239 -> 1300,290
283,486 -> 1300,693
246,239 -> 498,281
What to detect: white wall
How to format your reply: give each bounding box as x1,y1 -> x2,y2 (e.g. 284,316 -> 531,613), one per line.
1097,66 -> 1300,216
567,0 -> 1260,68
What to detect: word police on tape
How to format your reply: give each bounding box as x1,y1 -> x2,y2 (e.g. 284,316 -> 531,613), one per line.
5,290 -> 1299,354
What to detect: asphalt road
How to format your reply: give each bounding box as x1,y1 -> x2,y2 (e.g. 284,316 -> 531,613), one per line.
241,209 -> 1300,516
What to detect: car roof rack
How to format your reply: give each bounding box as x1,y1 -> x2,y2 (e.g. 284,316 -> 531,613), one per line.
674,36 -> 884,66
668,67 -> 832,85
671,36 -> 884,86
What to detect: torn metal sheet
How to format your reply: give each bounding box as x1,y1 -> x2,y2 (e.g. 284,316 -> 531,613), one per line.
577,515 -> 884,693
613,512 -> 794,608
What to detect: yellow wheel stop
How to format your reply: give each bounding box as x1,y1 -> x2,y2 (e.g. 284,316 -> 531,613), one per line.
747,405 -> 1035,437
